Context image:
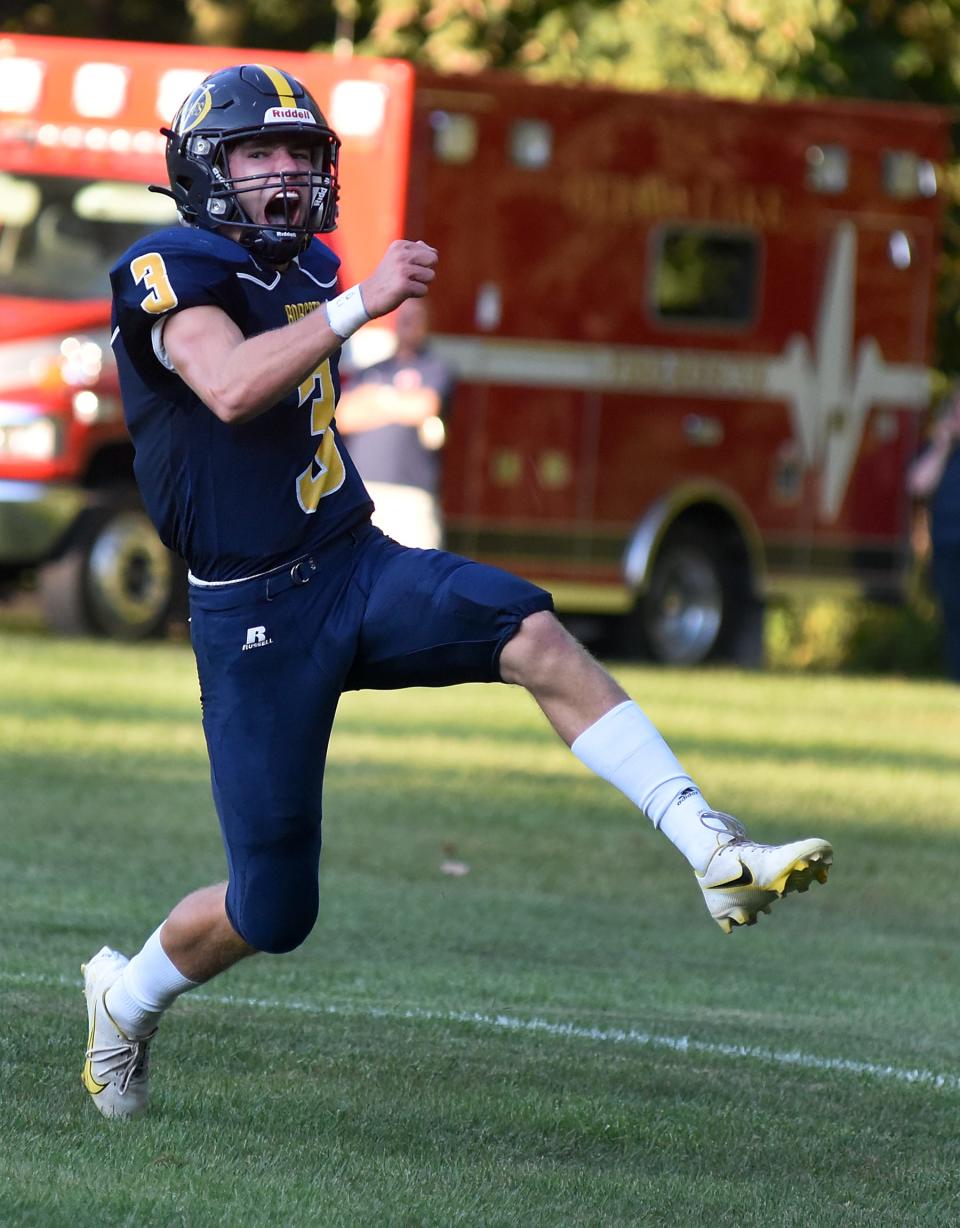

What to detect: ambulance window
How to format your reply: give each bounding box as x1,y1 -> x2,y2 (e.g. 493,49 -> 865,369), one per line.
651,227 -> 759,326
74,181 -> 178,225
510,120 -> 552,169
0,174 -> 41,226
806,145 -> 848,194
883,151 -> 938,200
0,174 -> 177,300
431,112 -> 478,164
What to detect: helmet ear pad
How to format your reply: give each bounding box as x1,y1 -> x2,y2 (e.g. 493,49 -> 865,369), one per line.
162,63 -> 341,263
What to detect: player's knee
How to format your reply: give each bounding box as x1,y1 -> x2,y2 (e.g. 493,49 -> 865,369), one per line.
228,846 -> 321,954
501,609 -> 576,686
248,892 -> 319,954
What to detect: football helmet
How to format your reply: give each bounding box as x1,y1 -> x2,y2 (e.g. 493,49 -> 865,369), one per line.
162,63 -> 340,264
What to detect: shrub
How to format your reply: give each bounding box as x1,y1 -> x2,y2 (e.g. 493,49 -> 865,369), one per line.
765,570 -> 945,676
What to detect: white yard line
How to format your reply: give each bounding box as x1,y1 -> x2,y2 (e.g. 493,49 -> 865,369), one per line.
13,969 -> 959,1092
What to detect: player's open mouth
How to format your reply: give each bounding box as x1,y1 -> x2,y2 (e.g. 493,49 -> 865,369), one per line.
264,190 -> 301,228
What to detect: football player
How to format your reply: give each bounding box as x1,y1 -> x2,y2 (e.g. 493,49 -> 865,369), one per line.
83,63 -> 832,1119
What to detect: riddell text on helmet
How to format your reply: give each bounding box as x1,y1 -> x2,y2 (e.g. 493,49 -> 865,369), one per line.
264,107 -> 316,123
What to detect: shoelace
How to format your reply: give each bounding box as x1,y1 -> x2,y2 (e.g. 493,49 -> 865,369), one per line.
698,811 -> 778,872
699,809 -> 749,845
86,1031 -> 155,1095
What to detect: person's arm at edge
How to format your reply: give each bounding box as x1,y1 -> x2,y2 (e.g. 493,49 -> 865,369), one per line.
907,420 -> 956,500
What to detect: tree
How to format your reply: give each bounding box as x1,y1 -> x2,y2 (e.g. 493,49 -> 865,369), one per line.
4,0 -> 191,42
789,0 -> 960,103
357,0 -> 841,98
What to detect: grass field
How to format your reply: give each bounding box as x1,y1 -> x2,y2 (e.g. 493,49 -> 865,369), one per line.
2,617 -> 960,1227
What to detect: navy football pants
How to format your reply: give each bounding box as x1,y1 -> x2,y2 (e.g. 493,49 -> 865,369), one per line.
188,524 -> 553,952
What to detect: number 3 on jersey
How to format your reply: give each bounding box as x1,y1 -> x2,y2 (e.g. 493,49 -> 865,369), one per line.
130,253 -> 178,314
296,360 -> 345,512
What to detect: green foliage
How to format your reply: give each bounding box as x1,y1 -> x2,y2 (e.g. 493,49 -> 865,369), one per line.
789,0 -> 960,102
4,0 -> 192,42
2,0 -> 344,50
529,0 -> 841,97
766,580 -> 946,677
354,0 -> 842,96
9,0 -> 960,109
766,596 -> 861,673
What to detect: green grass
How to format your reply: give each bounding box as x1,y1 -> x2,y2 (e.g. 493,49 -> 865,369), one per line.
1,620 -> 959,1226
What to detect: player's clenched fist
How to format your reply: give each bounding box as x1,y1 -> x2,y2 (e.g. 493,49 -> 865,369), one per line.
360,239 -> 439,318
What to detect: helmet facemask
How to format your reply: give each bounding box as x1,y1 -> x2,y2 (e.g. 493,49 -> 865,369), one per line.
201,131 -> 339,264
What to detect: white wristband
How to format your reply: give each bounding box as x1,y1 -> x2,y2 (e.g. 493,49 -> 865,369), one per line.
325,285 -> 370,340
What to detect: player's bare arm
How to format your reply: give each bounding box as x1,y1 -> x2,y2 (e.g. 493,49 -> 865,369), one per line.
163,238 -> 438,425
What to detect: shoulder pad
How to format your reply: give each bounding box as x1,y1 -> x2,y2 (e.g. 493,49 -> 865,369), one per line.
111,227 -> 247,322
297,238 -> 341,283
111,226 -> 249,278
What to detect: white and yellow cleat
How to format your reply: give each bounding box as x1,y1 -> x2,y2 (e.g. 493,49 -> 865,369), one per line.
81,946 -> 156,1119
694,811 -> 832,934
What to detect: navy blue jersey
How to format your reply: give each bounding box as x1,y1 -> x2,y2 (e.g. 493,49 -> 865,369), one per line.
110,226 -> 373,581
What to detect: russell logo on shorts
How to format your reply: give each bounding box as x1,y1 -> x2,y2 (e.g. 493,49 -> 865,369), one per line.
242,626 -> 273,651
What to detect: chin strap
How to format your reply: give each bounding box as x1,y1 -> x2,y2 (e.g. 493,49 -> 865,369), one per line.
243,228 -> 309,265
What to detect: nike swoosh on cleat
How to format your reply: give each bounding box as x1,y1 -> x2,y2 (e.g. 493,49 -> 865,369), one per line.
711,862 -> 754,889
81,1001 -> 107,1095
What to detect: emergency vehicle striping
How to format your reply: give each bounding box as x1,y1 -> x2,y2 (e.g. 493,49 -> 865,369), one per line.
433,227 -> 928,524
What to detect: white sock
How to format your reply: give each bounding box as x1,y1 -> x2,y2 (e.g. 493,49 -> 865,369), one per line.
571,700 -> 722,873
105,924 -> 198,1037
657,788 -> 726,873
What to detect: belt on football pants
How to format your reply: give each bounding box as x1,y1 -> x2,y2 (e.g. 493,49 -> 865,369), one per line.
265,556 -> 318,600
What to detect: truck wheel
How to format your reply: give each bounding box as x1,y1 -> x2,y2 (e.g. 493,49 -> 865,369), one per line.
39,494 -> 179,640
631,527 -> 731,666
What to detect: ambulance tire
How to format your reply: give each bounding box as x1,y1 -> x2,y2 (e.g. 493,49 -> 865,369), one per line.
630,526 -> 755,666
38,488 -> 185,641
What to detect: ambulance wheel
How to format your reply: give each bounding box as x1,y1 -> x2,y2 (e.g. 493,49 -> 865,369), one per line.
39,490 -> 183,640
630,526 -> 749,666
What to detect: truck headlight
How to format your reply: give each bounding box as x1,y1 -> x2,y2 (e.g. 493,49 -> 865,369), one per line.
72,389 -> 121,424
0,416 -> 60,460
29,336 -> 104,391
57,336 -> 103,386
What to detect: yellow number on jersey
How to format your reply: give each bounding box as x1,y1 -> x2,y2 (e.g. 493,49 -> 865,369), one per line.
131,253 -> 179,315
296,360 -> 345,512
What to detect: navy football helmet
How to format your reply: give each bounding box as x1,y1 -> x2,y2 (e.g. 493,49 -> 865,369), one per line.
161,63 -> 340,264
